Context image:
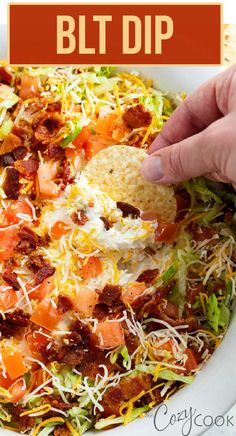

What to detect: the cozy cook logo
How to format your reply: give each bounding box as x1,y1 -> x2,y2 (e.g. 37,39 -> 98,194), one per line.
9,3 -> 222,65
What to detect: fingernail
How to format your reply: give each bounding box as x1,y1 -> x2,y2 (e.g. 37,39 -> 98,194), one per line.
141,155 -> 164,181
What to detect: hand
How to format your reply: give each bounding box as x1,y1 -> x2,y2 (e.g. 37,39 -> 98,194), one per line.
141,65 -> 236,190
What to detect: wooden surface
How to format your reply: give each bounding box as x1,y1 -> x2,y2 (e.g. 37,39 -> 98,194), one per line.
224,24 -> 236,65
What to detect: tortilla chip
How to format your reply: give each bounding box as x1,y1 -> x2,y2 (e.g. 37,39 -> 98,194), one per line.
84,146 -> 176,223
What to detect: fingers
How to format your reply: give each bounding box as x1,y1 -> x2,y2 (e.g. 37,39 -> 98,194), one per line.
142,113 -> 236,185
149,65 -> 236,154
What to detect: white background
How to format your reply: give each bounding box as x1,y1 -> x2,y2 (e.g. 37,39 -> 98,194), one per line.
0,0 -> 236,435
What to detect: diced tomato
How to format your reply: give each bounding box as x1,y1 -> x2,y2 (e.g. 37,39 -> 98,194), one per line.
0,369 -> 12,390
184,348 -> 198,372
8,378 -> 27,403
29,276 -> 55,302
27,330 -> 48,356
84,140 -> 108,160
80,257 -> 103,280
0,285 -> 18,310
2,349 -> 27,380
30,298 -> 61,331
29,369 -> 47,391
50,221 -> 70,240
96,321 -> 125,349
122,282 -> 146,306
96,113 -> 118,136
19,75 -> 40,100
0,227 -> 18,261
3,199 -> 33,225
161,339 -> 175,352
155,222 -> 179,243
72,286 -> 98,318
73,126 -> 92,149
37,162 -> 59,199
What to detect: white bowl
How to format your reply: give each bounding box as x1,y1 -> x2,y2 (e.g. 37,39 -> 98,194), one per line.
3,65 -> 236,436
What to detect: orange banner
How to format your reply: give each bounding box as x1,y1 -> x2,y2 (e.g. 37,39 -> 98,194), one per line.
9,3 -> 222,65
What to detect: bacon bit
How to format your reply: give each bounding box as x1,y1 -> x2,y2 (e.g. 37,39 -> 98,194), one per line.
137,268 -> 159,284
54,426 -> 70,436
0,133 -> 22,156
71,209 -> 88,226
123,104 -> 152,129
77,350 -> 118,380
98,284 -> 122,306
61,159 -> 74,190
117,201 -> 140,219
187,284 -> 204,305
19,75 -> 40,100
186,222 -> 215,242
48,143 -> 65,160
35,112 -> 64,144
0,153 -> 14,167
0,309 -> 30,338
58,346 -> 87,366
0,66 -> 13,85
154,300 -> 197,331
34,265 -> 56,286
100,216 -> 113,230
15,159 -> 39,176
27,254 -> 47,272
3,167 -> 20,199
12,146 -> 28,160
2,268 -> 20,290
101,373 -> 152,417
111,117 -> 131,142
17,226 -> 38,254
57,295 -> 73,314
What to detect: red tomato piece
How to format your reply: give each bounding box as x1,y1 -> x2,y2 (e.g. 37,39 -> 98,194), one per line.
30,298 -> 61,331
155,222 -> 179,243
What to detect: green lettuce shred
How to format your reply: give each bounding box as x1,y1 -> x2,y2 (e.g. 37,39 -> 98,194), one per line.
95,405 -> 150,430
207,294 -> 230,334
62,121 -> 82,147
136,365 -> 193,384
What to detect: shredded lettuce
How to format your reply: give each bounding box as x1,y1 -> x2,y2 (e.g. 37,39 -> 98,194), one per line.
162,264 -> 177,282
0,118 -> 13,140
110,345 -> 131,370
207,294 -> 230,333
95,405 -> 149,429
62,121 -> 82,147
94,66 -> 115,78
38,427 -> 56,436
136,365 -> 193,384
0,86 -> 19,110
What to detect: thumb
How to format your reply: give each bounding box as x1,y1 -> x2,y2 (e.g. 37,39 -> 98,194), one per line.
141,114 -> 236,185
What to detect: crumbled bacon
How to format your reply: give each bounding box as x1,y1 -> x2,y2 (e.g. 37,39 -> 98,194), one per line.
0,309 -> 30,338
54,426 -> 70,436
35,112 -> 63,144
58,346 -> 87,365
77,350 -> 118,379
117,201 -> 140,219
12,146 -> 28,160
123,104 -> 152,129
137,268 -> 159,284
0,153 -> 14,167
34,264 -> 56,286
57,295 -> 73,314
15,158 -> 39,175
61,159 -> 74,190
71,209 -> 88,226
17,226 -> 38,254
2,268 -> 20,290
100,216 -> 113,230
187,284 -> 204,305
0,134 -> 22,156
27,254 -> 47,272
19,75 -> 40,100
153,300 -> 197,331
0,66 -> 13,85
3,167 -> 20,199
186,222 -> 215,242
98,284 -> 122,306
134,281 -> 174,318
48,143 -> 65,160
101,373 -> 152,417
